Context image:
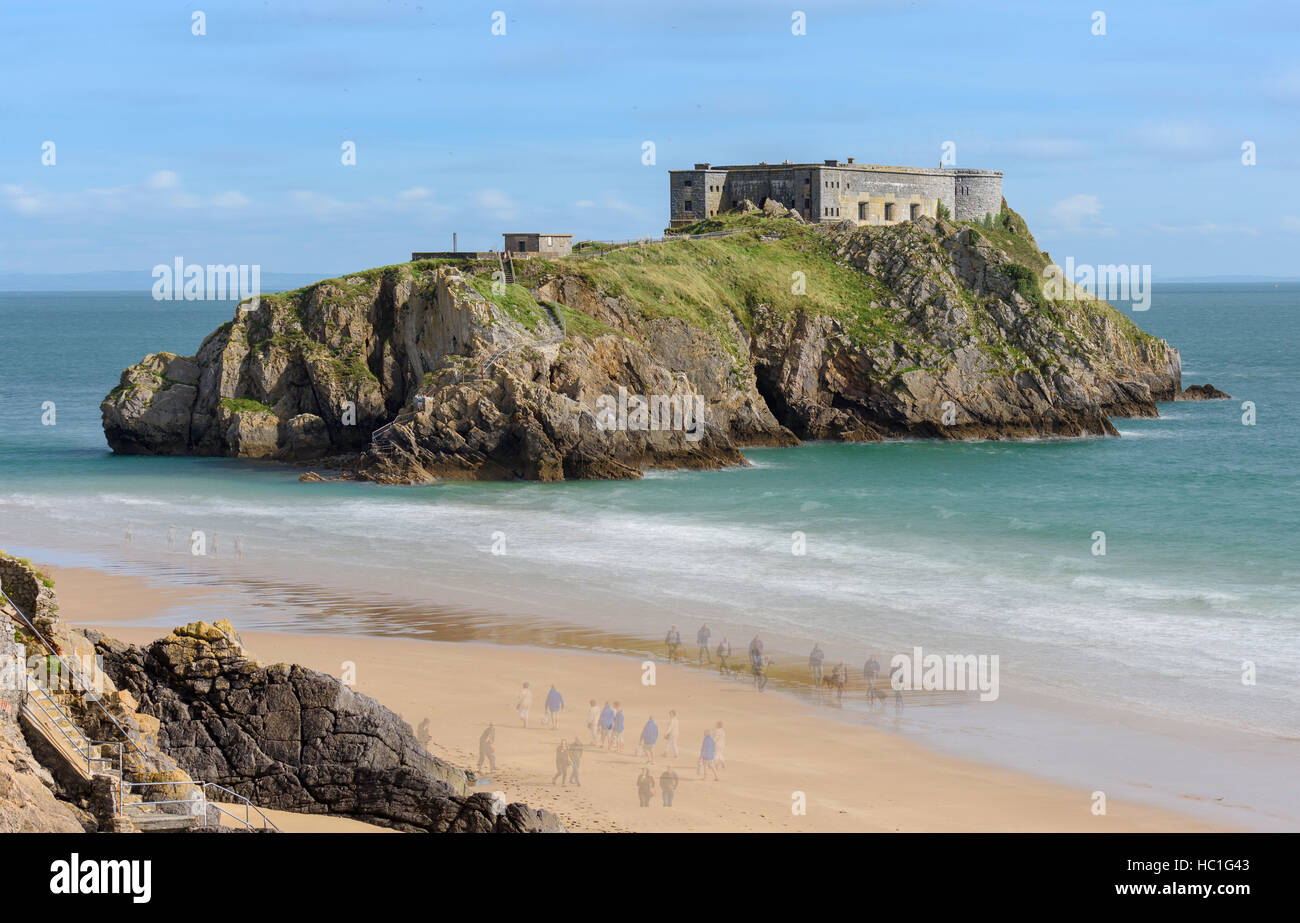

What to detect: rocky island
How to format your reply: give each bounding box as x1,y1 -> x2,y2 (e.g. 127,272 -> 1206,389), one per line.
102,202 -> 1183,483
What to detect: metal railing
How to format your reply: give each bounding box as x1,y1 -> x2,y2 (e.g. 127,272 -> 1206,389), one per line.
203,782 -> 279,831
569,227 -> 745,258
3,586 -> 278,832
2,586 -> 146,758
21,673 -> 124,780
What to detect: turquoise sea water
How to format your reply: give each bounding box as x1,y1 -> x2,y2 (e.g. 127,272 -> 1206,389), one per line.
1,285 -> 1298,824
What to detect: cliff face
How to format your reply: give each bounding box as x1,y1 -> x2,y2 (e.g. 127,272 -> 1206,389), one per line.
0,625 -> 86,833
747,216 -> 1179,440
101,204 -> 1180,481
91,621 -> 565,833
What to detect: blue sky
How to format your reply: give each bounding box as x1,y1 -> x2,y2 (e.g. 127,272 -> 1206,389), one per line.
2,0 -> 1298,278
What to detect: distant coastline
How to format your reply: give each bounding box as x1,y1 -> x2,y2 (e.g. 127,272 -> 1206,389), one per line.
5,273 -> 1298,293
0,270 -> 330,293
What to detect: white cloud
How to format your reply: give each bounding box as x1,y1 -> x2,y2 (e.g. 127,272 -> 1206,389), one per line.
147,170 -> 180,190
289,190 -> 353,218
212,190 -> 252,208
1049,193 -> 1106,232
1136,119 -> 1217,157
474,188 -> 518,221
571,194 -> 653,221
1,184 -> 48,216
1,172 -> 448,228
1282,215 -> 1300,232
1154,221 -> 1259,236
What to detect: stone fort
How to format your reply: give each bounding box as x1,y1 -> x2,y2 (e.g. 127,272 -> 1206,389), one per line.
669,158 -> 1002,228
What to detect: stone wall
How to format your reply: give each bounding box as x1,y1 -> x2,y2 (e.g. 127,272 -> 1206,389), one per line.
669,163 -> 1002,227
953,170 -> 1003,221
669,169 -> 728,225
0,624 -> 21,729
819,166 -> 956,225
0,553 -> 58,637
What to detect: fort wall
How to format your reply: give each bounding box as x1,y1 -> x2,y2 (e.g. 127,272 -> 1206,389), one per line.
669,160 -> 1001,227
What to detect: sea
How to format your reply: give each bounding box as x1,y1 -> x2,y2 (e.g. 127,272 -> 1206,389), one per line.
1,283 -> 1296,829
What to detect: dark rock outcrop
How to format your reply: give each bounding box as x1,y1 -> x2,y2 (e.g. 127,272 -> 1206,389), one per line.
89,621 -> 563,833
1177,383 -> 1231,400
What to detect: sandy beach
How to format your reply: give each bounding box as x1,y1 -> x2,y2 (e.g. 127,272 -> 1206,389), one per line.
47,565 -> 1215,833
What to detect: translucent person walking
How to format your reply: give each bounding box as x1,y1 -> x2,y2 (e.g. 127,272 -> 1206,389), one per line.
598,700 -> 615,747
552,740 -> 570,785
514,681 -> 532,728
544,684 -> 565,730
636,768 -> 656,807
698,729 -> 719,780
696,623 -> 712,663
567,738 -> 584,786
659,767 -> 679,806
661,709 -> 680,759
477,722 -> 497,772
638,715 -> 658,763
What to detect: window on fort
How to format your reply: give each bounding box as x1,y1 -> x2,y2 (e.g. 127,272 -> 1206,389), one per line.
884,203 -> 895,221
684,201 -> 692,211
858,202 -> 868,220
684,180 -> 692,187
910,204 -> 921,220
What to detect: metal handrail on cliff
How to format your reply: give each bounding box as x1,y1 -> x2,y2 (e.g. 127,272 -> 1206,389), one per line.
569,227 -> 746,258
480,298 -> 567,378
3,587 -> 281,832
1,585 -> 146,758
21,672 -> 124,781
118,780 -> 280,832
203,782 -> 279,831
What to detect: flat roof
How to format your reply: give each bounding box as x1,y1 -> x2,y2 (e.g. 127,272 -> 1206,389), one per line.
503,232 -> 573,236
669,163 -> 1001,176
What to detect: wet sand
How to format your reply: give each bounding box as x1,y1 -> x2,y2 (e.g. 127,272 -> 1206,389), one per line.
51,565 -> 1216,833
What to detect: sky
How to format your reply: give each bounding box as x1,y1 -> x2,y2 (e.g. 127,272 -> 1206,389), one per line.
2,0 -> 1299,280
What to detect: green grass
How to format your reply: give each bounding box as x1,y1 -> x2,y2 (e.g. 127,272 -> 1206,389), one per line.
555,303 -> 621,339
188,206 -> 1163,398
533,216 -> 903,355
220,396 -> 274,414
960,204 -> 1159,350
466,276 -> 553,331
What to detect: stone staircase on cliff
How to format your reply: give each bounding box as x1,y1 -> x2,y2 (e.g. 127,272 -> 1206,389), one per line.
3,589 -> 278,833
